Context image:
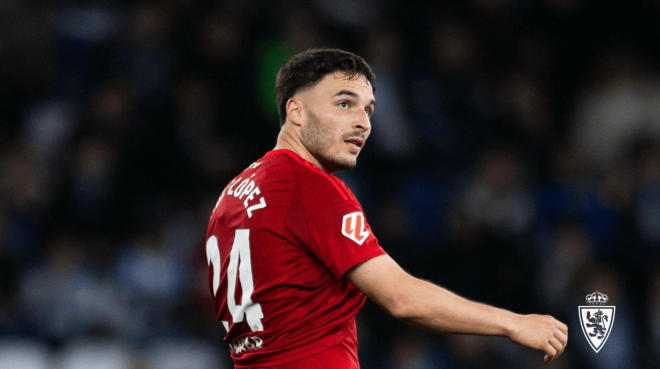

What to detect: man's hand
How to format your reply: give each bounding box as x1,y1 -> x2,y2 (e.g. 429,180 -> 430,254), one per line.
506,314 -> 568,362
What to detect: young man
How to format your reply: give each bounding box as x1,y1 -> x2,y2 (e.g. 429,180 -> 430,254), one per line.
205,48 -> 567,368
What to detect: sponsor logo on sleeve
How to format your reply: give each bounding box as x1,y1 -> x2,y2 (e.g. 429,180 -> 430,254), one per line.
342,212 -> 369,245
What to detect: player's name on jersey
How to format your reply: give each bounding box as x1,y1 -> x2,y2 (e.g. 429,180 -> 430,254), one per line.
226,172 -> 267,218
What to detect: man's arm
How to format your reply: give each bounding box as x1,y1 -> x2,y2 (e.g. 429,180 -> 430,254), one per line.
345,255 -> 568,362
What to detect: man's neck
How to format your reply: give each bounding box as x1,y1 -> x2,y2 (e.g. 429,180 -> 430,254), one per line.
274,125 -> 326,171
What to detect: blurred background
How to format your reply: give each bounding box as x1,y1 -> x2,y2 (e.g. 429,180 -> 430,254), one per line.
1,0 -> 660,368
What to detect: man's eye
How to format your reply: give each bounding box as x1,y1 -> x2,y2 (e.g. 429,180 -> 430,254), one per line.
365,108 -> 372,116
339,102 -> 348,108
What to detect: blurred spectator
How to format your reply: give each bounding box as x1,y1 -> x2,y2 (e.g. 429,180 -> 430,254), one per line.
19,233 -> 126,342
52,2 -> 122,98
428,14 -> 498,151
69,137 -> 118,217
448,335 -> 505,369
442,144 -> 538,311
536,141 -> 622,258
572,46 -> 660,173
142,337 -> 225,369
171,74 -> 246,182
0,144 -> 51,259
196,6 -> 248,65
536,219 -> 594,314
114,225 -> 187,342
21,99 -> 79,165
362,24 -> 416,161
120,2 -> 173,100
56,338 -> 132,369
633,139 -> 660,248
430,16 -> 479,77
1,144 -> 53,215
385,330 -> 449,369
462,145 -> 535,236
498,71 -> 553,143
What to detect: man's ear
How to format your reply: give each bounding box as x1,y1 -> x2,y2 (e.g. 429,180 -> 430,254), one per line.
286,98 -> 304,126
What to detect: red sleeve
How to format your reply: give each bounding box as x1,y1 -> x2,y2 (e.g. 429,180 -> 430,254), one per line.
307,200 -> 386,279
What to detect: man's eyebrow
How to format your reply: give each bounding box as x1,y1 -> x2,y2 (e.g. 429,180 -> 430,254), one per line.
334,90 -> 376,106
334,90 -> 359,98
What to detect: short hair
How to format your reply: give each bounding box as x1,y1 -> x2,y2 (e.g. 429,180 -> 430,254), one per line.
275,48 -> 377,126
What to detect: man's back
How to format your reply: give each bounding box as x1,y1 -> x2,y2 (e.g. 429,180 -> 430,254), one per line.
206,149 -> 385,367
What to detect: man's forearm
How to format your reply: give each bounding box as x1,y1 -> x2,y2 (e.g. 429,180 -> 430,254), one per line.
396,277 -> 516,336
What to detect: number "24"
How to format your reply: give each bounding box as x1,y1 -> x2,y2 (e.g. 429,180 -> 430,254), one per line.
206,229 -> 264,332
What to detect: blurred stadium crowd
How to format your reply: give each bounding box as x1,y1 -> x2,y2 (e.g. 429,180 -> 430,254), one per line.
1,0 -> 660,368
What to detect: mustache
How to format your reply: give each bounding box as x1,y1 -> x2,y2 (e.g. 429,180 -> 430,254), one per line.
341,132 -> 365,140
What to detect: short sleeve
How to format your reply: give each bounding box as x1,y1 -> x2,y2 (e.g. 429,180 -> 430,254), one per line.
307,201 -> 386,279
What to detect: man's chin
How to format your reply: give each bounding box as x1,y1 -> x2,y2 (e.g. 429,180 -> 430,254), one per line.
322,156 -> 357,173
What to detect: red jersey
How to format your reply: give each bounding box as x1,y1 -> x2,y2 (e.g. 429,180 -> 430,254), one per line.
205,149 -> 386,368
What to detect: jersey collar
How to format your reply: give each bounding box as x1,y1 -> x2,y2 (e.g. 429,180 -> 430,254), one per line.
265,149 -> 331,175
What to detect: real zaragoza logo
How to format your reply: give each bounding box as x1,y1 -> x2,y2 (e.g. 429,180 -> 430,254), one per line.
578,291 -> 615,353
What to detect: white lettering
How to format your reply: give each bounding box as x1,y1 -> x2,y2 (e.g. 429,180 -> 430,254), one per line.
227,177 -> 241,196
244,187 -> 261,208
238,181 -> 255,200
247,161 -> 263,169
225,178 -> 267,218
246,197 -> 267,218
233,179 -> 250,198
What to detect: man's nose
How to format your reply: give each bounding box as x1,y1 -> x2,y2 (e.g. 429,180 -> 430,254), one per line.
354,111 -> 371,132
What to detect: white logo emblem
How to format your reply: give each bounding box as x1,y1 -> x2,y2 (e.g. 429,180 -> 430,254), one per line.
578,291 -> 615,353
341,212 -> 369,245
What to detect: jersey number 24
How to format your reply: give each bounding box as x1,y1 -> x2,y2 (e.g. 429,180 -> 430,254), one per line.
206,229 -> 264,332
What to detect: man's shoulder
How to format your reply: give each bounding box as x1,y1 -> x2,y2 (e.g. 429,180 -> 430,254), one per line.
259,150 -> 358,207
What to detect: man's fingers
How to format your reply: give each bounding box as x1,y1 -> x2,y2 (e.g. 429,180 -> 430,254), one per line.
557,333 -> 568,358
554,319 -> 568,335
544,343 -> 558,362
549,337 -> 564,358
553,322 -> 568,358
555,328 -> 568,346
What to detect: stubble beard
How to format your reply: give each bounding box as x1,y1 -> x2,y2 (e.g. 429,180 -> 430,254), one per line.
301,110 -> 357,172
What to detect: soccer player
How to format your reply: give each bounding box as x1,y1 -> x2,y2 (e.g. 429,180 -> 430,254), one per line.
205,48 -> 568,368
